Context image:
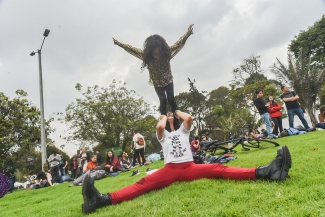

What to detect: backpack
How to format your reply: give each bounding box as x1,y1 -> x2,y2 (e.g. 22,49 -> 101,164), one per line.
137,137 -> 145,146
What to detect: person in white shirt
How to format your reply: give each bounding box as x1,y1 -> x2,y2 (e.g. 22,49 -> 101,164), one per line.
47,150 -> 61,179
81,110 -> 292,214
132,130 -> 146,167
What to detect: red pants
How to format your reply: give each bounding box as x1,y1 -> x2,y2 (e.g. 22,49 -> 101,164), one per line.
111,162 -> 256,204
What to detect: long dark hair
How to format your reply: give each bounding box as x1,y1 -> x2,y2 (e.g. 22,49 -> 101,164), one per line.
165,118 -> 181,132
106,150 -> 115,165
267,96 -> 278,106
141,34 -> 171,70
320,105 -> 325,117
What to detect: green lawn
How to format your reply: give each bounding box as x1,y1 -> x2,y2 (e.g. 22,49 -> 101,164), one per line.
1,131 -> 325,217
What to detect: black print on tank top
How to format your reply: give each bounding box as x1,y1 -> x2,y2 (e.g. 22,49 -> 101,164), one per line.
169,135 -> 187,158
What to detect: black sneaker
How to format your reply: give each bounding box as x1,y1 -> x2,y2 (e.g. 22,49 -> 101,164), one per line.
130,170 -> 140,177
146,168 -> 151,172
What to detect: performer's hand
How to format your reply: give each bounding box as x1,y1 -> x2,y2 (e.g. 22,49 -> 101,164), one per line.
112,37 -> 118,44
188,24 -> 194,31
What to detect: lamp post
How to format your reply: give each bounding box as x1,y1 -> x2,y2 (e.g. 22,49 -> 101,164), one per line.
30,29 -> 50,171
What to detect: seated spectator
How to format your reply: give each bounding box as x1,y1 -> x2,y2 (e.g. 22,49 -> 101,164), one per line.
316,105 -> 325,129
69,155 -> 102,187
104,151 -> 122,174
251,129 -> 264,139
190,136 -> 200,155
261,129 -> 268,138
120,152 -> 131,169
31,171 -> 54,189
84,155 -> 101,174
143,156 -> 152,166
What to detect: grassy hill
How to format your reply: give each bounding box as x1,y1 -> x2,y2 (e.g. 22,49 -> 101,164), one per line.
1,131 -> 325,216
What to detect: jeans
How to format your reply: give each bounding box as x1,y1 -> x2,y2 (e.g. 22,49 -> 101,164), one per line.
154,82 -> 178,115
260,113 -> 274,138
287,108 -> 310,129
59,168 -> 66,177
316,123 -> 325,129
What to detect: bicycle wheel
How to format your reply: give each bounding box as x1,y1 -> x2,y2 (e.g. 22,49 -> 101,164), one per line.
256,139 -> 280,149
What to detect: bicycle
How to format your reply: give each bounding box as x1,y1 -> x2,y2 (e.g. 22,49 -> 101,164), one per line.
201,124 -> 280,155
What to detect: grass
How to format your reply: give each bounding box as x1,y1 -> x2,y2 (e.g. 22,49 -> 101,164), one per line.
1,131 -> 325,216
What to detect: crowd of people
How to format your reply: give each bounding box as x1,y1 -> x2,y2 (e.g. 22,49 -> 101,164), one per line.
253,87 -> 317,139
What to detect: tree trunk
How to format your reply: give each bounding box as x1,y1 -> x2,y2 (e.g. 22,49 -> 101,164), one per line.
306,107 -> 317,127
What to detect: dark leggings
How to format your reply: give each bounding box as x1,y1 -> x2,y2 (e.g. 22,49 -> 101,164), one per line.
154,82 -> 178,115
272,117 -> 283,136
133,148 -> 145,166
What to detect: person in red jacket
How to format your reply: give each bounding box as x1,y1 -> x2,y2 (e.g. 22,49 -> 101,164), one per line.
267,96 -> 283,137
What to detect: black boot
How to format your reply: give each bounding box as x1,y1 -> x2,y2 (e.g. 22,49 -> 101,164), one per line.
256,146 -> 292,181
82,173 -> 112,214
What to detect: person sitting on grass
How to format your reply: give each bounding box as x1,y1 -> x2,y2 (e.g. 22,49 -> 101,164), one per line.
316,105 -> 325,129
81,110 -> 292,214
119,152 -> 132,170
104,151 -> 122,174
69,155 -> 102,187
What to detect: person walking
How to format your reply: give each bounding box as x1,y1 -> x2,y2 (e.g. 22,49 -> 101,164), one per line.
81,110 -> 292,214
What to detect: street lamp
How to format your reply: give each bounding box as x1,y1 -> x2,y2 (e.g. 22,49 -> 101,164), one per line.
30,29 -> 50,171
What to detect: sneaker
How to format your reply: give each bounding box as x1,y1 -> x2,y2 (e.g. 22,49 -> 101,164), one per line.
69,183 -> 75,187
306,127 -> 316,132
146,168 -> 151,172
130,170 -> 140,177
78,183 -> 83,186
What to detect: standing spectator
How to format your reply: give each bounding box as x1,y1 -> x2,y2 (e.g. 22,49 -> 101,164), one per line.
132,130 -> 146,167
70,156 -> 78,179
47,150 -> 61,179
316,105 -> 325,129
267,96 -> 283,137
59,154 -> 69,176
190,136 -> 200,155
104,151 -> 122,174
8,170 -> 15,193
81,148 -> 91,173
280,86 -> 313,131
96,151 -> 102,166
253,89 -> 274,139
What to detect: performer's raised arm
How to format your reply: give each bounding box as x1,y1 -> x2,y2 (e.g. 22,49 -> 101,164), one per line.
170,24 -> 194,58
113,37 -> 143,60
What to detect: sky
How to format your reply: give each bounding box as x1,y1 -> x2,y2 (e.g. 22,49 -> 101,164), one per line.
1,0 -> 324,157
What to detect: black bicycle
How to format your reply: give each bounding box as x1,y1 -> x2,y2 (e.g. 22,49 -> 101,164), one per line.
201,124 -> 280,155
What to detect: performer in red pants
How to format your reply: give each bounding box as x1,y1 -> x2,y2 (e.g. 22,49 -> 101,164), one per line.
81,110 -> 292,214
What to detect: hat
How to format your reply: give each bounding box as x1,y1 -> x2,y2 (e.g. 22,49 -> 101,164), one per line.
280,131 -> 289,137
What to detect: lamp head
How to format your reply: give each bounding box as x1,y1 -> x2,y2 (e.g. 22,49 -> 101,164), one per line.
30,51 -> 36,56
43,29 -> 50,37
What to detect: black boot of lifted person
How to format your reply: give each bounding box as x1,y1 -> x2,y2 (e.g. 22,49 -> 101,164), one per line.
256,146 -> 292,181
82,173 -> 112,214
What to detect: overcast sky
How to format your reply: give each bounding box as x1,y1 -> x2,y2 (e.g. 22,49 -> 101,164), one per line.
1,0 -> 324,157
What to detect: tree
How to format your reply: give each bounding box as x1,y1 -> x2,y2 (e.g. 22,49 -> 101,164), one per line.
0,90 -> 53,173
231,54 -> 265,88
206,86 -> 229,108
62,80 -> 151,149
271,49 -> 325,126
289,15 -> 325,67
175,78 -> 208,133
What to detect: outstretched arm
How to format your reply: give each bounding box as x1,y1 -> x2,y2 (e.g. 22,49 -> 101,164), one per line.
170,24 -> 194,58
113,37 -> 143,60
